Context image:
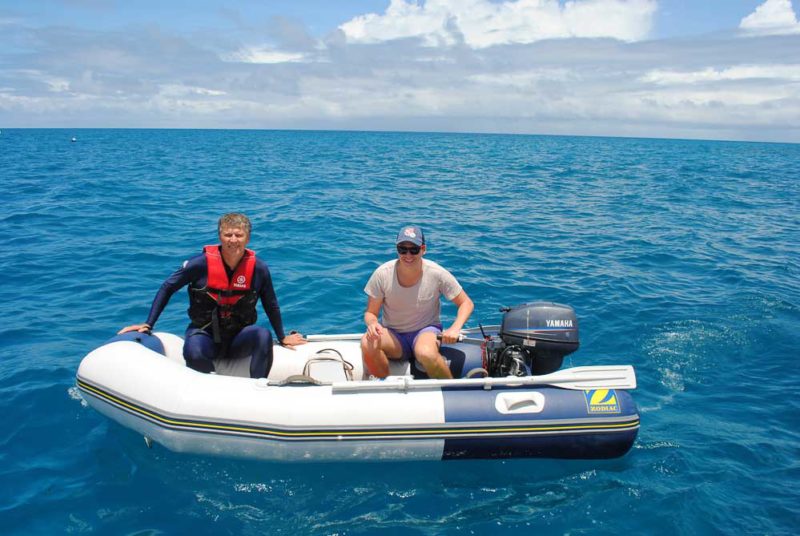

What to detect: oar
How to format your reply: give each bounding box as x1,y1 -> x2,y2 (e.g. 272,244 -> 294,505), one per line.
331,365 -> 637,393
306,331 -> 480,343
305,333 -> 364,342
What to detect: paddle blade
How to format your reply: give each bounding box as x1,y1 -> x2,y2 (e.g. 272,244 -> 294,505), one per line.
536,365 -> 637,390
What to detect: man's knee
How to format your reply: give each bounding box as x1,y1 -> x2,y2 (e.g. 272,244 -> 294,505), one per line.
253,329 -> 273,374
183,331 -> 217,373
233,325 -> 272,354
413,332 -> 441,363
361,334 -> 378,355
414,345 -> 452,379
184,333 -> 213,359
414,335 -> 447,366
415,347 -> 444,368
250,325 -> 272,348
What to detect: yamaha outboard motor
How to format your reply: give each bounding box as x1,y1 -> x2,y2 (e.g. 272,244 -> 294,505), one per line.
497,302 -> 579,375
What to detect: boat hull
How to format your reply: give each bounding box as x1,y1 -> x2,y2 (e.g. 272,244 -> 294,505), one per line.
76,333 -> 639,462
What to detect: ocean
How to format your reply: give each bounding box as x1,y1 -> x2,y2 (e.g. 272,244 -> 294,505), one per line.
1,128 -> 798,534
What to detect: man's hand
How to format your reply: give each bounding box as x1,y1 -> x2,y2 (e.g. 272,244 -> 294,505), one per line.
440,327 -> 462,344
366,322 -> 384,341
281,332 -> 307,348
118,323 -> 151,334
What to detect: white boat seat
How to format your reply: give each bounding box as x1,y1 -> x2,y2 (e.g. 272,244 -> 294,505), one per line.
388,359 -> 411,376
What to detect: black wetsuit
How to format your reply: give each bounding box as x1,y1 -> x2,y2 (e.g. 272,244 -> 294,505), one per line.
145,249 -> 286,378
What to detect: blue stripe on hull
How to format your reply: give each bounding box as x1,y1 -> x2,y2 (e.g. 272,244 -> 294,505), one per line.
442,386 -> 639,459
442,429 -> 639,460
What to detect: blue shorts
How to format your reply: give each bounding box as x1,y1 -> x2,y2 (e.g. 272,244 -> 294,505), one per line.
388,324 -> 442,361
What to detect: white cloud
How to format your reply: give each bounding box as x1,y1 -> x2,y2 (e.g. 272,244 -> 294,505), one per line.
222,46 -> 308,64
632,86 -> 795,108
2,2 -> 799,141
468,68 -> 576,87
641,64 -> 800,84
339,0 -> 453,46
158,84 -> 227,97
339,0 -> 657,49
5,68 -> 72,93
740,0 -> 800,35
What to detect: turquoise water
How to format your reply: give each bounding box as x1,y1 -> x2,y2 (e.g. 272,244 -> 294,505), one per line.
1,129 -> 798,534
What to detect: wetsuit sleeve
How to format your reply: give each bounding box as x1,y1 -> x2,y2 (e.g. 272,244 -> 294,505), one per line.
145,254 -> 205,328
255,260 -> 286,342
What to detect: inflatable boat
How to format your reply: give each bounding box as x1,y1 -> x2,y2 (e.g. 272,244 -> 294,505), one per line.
76,302 -> 639,462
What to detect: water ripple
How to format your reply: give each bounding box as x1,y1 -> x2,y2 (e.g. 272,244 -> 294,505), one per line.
1,129 -> 798,534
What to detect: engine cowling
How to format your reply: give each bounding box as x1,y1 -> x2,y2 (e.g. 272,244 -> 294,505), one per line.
499,302 -> 579,374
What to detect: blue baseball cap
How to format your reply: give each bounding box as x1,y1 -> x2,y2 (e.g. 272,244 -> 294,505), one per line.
396,225 -> 425,246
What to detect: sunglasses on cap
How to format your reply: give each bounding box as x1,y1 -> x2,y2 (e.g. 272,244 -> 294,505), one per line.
397,245 -> 421,255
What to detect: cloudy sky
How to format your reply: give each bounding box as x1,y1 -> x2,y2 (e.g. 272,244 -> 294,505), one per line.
1,0 -> 798,142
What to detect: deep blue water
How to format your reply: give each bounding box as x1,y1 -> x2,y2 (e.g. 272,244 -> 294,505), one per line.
1,128 -> 798,534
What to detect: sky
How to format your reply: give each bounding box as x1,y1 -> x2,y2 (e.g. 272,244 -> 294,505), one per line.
1,0 -> 798,142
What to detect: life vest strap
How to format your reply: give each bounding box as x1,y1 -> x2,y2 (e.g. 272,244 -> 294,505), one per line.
206,287 -> 251,298
211,308 -> 221,344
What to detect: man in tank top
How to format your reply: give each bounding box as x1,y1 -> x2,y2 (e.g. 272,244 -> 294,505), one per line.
361,225 -> 474,379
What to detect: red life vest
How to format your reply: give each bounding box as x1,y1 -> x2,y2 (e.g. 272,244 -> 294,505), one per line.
188,245 -> 259,340
203,244 -> 256,305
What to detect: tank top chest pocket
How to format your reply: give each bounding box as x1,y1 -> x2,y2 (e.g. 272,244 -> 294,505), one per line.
416,290 -> 438,307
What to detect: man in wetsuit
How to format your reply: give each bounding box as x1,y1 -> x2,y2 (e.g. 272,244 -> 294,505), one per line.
361,225 -> 474,379
119,213 -> 306,378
